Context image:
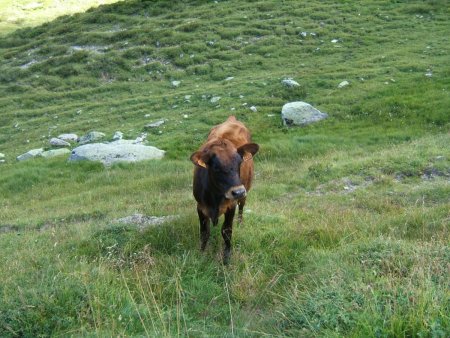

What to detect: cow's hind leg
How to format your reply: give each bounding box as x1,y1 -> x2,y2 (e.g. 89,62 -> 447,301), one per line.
197,207 -> 210,251
222,206 -> 236,265
237,198 -> 246,224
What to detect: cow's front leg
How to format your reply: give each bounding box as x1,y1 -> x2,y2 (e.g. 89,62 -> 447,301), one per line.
222,205 -> 236,265
197,207 -> 210,251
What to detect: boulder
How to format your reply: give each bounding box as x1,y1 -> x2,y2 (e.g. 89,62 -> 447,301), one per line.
58,133 -> 78,142
281,101 -> 328,126
41,148 -> 71,158
69,141 -> 165,166
16,148 -> 44,161
78,131 -> 105,145
50,137 -> 71,147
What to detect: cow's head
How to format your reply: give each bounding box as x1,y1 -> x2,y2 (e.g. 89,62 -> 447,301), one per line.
190,139 -> 259,200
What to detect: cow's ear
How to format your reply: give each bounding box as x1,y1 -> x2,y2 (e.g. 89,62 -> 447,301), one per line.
238,143 -> 259,161
190,151 -> 208,168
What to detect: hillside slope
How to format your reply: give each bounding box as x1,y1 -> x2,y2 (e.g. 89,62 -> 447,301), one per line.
0,1 -> 449,336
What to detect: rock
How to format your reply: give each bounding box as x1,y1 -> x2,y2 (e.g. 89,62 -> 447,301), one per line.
78,131 -> 105,145
210,96 -> 221,104
114,213 -> 178,231
113,131 -> 123,141
41,148 -> 71,158
50,137 -> 71,147
171,80 -> 181,87
282,78 -> 300,87
331,39 -> 339,43
58,133 -> 78,142
249,106 -> 257,112
145,120 -> 165,128
69,142 -> 165,166
281,102 -> 328,126
338,80 -> 349,88
225,77 -> 234,81
16,148 -> 44,161
133,133 -> 147,144
184,95 -> 192,102
0,153 -> 5,159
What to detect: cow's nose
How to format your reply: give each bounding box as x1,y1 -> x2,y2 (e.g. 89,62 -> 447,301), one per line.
231,187 -> 246,199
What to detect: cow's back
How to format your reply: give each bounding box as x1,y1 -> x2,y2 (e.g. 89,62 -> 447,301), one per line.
207,116 -> 251,148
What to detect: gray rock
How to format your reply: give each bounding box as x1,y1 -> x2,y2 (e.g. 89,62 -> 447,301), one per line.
41,148 -> 71,158
16,148 -> 44,161
114,213 -> 178,231
225,77 -> 234,81
281,102 -> 328,126
58,133 -> 78,142
50,137 -> 71,147
112,131 -> 123,141
210,96 -> 221,104
282,79 -> 300,87
145,120 -> 165,128
78,131 -> 105,145
69,142 -> 165,166
249,106 -> 257,112
338,80 -> 350,88
171,80 -> 181,87
0,153 -> 5,159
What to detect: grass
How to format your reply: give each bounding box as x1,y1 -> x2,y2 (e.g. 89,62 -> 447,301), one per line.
0,0 -> 449,336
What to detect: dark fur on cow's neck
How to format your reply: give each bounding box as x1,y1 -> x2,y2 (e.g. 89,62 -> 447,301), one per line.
196,167 -> 230,224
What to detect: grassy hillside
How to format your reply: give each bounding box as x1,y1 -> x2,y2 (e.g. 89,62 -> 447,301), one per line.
0,0 -> 449,336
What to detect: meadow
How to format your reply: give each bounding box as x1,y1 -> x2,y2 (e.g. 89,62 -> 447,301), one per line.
0,0 -> 449,336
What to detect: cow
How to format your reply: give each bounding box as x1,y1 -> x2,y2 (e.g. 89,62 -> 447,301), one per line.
190,116 -> 259,264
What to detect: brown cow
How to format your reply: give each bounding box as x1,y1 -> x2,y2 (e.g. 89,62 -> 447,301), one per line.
190,116 -> 259,264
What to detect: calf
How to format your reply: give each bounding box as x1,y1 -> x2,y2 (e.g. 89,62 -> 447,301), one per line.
190,116 -> 259,264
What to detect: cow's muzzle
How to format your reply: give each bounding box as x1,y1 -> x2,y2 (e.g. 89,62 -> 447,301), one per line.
225,185 -> 247,200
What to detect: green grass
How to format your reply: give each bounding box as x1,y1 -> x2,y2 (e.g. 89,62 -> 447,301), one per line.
0,0 -> 449,336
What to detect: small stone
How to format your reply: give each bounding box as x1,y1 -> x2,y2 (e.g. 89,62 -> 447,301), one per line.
331,39 -> 339,43
112,132 -> 123,141
282,78 -> 300,87
145,120 -> 165,128
184,95 -> 192,101
50,138 -> 71,147
210,96 -> 221,104
425,71 -> 433,77
249,106 -> 257,112
78,131 -> 105,145
225,77 -> 234,81
338,80 -> 350,88
300,32 -> 308,37
171,80 -> 181,87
